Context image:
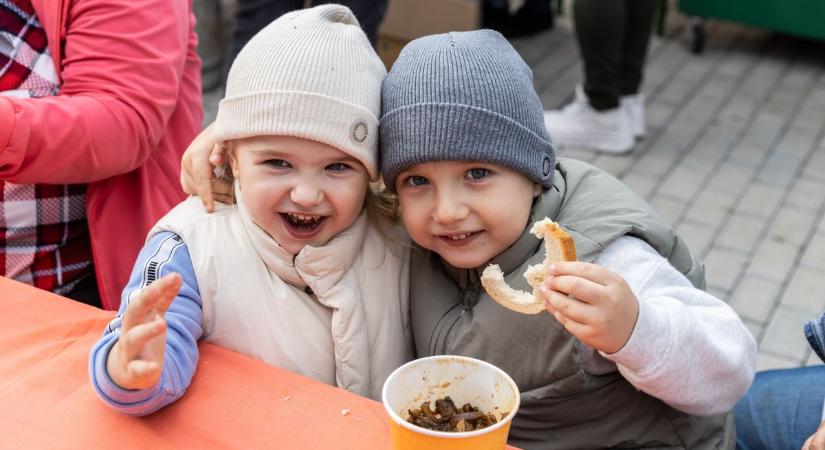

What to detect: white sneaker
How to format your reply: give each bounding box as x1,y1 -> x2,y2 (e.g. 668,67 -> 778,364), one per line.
621,93 -> 646,139
544,85 -> 634,154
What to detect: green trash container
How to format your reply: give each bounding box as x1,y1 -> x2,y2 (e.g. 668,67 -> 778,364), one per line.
678,0 -> 825,52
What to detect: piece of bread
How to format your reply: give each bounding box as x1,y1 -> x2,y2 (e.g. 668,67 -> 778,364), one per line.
481,219 -> 577,314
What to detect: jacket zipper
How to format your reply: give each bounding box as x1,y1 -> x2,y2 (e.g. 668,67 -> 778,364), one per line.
440,308 -> 467,355
431,269 -> 481,355
429,302 -> 463,355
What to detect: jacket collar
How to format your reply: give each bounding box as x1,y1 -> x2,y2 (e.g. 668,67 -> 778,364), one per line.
234,181 -> 368,290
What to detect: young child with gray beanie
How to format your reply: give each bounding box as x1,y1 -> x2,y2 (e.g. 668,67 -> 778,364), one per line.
89,4 -> 413,415
381,30 -> 756,449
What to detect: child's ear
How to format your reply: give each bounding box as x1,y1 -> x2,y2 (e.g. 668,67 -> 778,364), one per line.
532,183 -> 543,197
225,141 -> 240,178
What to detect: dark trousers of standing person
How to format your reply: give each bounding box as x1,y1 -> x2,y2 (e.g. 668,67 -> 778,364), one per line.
226,0 -> 388,80
574,0 -> 656,111
543,0 -> 655,154
66,269 -> 102,308
483,0 -> 553,37
195,0 -> 226,91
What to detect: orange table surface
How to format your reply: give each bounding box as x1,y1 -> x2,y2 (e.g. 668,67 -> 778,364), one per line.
0,276 -> 520,449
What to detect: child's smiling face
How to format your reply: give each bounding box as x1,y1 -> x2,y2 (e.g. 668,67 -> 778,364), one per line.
229,135 -> 369,254
396,161 -> 541,269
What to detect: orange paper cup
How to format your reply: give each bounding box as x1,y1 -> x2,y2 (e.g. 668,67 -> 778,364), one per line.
382,355 -> 521,450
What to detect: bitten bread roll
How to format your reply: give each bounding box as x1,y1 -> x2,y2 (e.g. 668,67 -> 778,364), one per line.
481,219 -> 577,314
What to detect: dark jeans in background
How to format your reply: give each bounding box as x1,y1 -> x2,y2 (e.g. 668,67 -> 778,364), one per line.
65,269 -> 102,309
226,0 -> 388,81
195,0 -> 228,90
574,0 -> 656,110
486,0 -> 550,10
734,365 -> 825,450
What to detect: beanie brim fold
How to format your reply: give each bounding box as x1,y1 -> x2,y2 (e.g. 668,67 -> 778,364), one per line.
215,91 -> 380,180
380,103 -> 555,191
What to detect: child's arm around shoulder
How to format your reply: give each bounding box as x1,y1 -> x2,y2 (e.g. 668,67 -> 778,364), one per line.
597,236 -> 757,416
89,231 -> 204,416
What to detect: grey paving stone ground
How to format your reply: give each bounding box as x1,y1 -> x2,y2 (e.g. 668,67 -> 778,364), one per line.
200,10 -> 825,371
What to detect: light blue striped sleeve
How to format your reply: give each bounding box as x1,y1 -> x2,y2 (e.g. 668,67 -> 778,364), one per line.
89,231 -> 203,415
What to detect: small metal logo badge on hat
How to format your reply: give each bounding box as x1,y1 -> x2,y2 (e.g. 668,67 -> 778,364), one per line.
542,155 -> 553,177
352,121 -> 368,143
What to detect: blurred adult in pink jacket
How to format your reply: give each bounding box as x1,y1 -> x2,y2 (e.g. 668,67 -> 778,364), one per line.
0,0 -> 202,310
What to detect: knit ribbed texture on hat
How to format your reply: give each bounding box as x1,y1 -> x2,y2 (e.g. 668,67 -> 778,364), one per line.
215,4 -> 385,180
380,30 -> 554,191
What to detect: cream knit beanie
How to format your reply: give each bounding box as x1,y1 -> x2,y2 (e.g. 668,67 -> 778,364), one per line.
214,4 -> 385,180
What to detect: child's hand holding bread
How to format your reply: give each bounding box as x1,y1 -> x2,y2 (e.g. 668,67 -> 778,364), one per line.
482,219 -> 639,354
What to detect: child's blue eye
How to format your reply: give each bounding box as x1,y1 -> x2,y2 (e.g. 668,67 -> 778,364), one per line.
265,159 -> 290,168
404,175 -> 429,187
327,162 -> 351,172
466,168 -> 489,180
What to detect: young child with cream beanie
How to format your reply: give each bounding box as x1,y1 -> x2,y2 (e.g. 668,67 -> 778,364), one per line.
88,4 -> 413,415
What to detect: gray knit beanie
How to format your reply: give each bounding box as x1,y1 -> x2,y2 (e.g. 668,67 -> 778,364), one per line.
215,4 -> 385,180
380,30 -> 554,192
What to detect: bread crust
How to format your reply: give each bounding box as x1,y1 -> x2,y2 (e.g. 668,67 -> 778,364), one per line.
481,219 -> 577,314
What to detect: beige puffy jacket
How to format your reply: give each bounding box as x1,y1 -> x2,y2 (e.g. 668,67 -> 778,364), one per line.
150,192 -> 413,400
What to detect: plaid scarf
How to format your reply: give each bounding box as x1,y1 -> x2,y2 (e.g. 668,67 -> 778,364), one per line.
1,0 -> 93,296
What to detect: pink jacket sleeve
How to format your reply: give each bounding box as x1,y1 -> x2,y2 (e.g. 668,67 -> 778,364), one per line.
0,0 -> 194,184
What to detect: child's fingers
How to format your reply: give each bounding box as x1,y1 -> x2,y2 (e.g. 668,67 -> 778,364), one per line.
803,435 -> 813,450
212,179 -> 233,197
122,274 -> 181,330
211,178 -> 235,205
126,360 -> 162,389
544,298 -> 557,315
213,193 -> 235,205
810,423 -> 825,450
122,287 -> 165,332
182,156 -> 214,213
153,273 -> 182,314
119,318 -> 166,357
547,274 -> 604,305
143,273 -> 181,314
209,143 -> 225,165
549,261 -> 616,286
548,306 -> 587,332
542,288 -> 595,324
554,314 -> 592,342
191,153 -> 216,211
181,124 -> 220,212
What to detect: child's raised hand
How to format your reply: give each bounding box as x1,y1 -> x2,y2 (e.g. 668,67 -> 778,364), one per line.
539,262 -> 639,354
106,274 -> 182,390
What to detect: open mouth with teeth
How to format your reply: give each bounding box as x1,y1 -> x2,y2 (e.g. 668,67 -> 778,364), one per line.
282,212 -> 327,236
438,230 -> 482,245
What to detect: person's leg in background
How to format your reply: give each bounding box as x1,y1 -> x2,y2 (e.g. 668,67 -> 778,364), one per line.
618,0 -> 656,140
735,366 -> 825,450
575,0 -> 624,111
65,269 -> 102,308
224,0 -> 386,82
194,0 -> 227,91
543,0 -> 635,153
505,0 -> 553,38
224,0 -> 301,82
483,0 -> 511,33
